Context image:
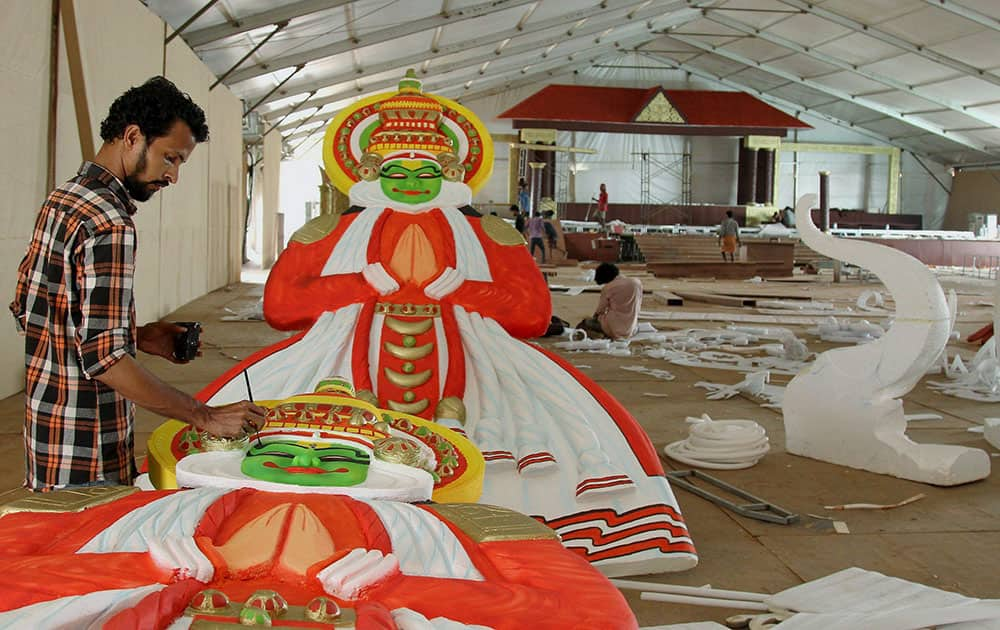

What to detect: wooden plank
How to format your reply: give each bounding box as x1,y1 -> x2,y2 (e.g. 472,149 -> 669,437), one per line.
60,0 -> 94,161
550,286 -> 655,295
46,0 -> 60,191
766,276 -> 822,283
652,291 -> 684,307
701,289 -> 813,301
648,261 -> 757,280
648,260 -> 792,279
671,290 -> 757,308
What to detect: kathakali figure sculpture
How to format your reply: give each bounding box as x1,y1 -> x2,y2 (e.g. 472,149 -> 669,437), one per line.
201,70 -> 695,576
150,375 -> 483,504
0,71 -> 693,627
0,378 -> 637,628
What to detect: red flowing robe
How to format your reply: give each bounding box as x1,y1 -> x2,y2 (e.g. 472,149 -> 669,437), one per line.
0,488 -> 636,629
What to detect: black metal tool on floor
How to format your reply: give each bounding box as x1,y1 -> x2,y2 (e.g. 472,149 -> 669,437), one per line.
666,469 -> 799,525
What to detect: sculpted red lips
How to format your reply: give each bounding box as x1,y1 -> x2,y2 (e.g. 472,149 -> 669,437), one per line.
392,188 -> 429,196
262,461 -> 349,474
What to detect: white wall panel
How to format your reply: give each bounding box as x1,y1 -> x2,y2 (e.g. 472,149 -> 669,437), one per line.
161,39 -> 213,316
261,129 -> 282,268
0,1 -> 51,396
208,86 -> 245,287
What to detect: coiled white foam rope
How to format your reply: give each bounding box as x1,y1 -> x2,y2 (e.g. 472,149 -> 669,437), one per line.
664,414 -> 770,469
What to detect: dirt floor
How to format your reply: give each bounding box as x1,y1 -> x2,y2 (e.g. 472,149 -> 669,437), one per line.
0,265 -> 997,628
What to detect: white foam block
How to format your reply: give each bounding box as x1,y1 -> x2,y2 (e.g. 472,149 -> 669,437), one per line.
783,195 -> 989,486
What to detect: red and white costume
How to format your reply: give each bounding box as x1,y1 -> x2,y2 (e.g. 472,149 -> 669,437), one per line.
203,181 -> 695,577
0,487 -> 635,628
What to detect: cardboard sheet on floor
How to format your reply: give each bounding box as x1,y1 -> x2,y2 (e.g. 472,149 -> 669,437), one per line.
765,567 -> 1000,630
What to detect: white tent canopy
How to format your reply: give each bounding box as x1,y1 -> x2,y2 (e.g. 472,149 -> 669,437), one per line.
146,0 -> 1000,168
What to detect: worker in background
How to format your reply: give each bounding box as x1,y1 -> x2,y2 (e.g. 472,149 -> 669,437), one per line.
718,210 -> 741,262
577,263 -> 642,340
527,212 -> 546,263
593,183 -> 609,233
517,178 -> 531,216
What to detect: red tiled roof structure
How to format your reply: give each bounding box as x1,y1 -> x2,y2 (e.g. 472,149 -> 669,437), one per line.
498,85 -> 811,135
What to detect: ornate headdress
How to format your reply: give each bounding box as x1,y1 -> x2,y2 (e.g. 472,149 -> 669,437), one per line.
248,381 -> 433,472
323,69 -> 493,194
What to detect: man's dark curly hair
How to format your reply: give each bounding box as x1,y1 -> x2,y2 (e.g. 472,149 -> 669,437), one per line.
100,76 -> 209,143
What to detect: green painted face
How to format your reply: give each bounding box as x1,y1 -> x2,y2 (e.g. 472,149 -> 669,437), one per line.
241,441 -> 371,487
379,160 -> 442,204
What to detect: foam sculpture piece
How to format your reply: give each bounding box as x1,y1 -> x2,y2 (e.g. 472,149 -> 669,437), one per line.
0,382 -> 634,627
198,70 -> 695,576
0,483 -> 637,628
783,194 -> 990,485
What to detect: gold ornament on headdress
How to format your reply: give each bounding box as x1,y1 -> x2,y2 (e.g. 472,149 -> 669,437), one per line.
357,69 -> 461,182
324,69 -> 493,194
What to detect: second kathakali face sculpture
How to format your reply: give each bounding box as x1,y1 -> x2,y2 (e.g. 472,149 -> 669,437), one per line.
242,441 -> 372,487
151,376 -> 484,503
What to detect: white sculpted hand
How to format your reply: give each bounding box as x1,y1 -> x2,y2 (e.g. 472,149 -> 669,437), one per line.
362,263 -> 400,296
148,535 -> 214,582
424,267 -> 465,300
317,548 -> 399,600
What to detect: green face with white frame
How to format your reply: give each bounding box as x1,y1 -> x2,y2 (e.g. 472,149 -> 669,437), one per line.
241,441 -> 371,487
379,159 -> 443,204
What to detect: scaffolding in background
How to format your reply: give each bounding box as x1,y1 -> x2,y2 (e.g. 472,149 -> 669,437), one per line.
632,151 -> 692,223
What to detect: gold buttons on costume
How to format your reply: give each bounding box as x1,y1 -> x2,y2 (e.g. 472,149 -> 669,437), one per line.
190,589 -> 230,613
245,590 -> 288,617
384,340 -> 433,360
403,391 -> 416,402
402,335 -> 417,347
305,596 -> 341,622
402,362 -> 415,373
384,367 -> 432,388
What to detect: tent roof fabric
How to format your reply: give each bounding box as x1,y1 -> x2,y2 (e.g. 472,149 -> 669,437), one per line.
499,85 -> 812,130
145,0 -> 1000,165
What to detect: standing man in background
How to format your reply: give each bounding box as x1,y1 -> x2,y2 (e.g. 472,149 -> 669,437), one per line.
718,210 -> 742,262
527,212 -> 547,263
517,177 -> 531,217
577,263 -> 642,340
593,183 -> 609,232
10,77 -> 266,491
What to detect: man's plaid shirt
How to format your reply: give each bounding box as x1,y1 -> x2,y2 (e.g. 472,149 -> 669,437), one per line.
10,162 -> 138,490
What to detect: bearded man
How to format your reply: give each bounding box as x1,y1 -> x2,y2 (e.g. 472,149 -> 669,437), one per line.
10,77 -> 266,491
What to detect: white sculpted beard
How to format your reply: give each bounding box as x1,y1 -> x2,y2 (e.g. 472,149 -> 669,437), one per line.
349,180 -> 472,213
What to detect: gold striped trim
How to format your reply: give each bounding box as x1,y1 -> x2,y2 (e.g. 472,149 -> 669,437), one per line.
384,367 -> 432,388
384,341 -> 434,360
385,316 -> 433,335
388,398 -> 429,414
